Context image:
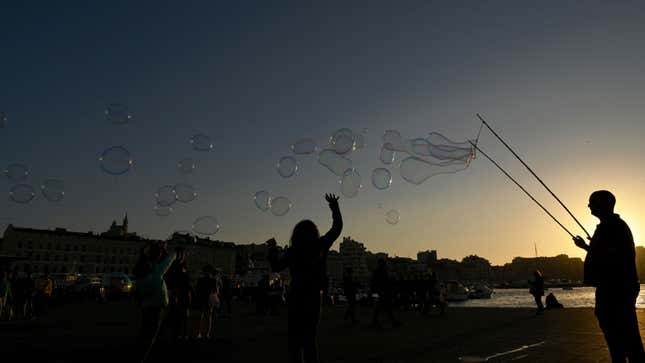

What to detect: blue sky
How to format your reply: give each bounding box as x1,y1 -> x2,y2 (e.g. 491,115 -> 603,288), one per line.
2,1 -> 645,264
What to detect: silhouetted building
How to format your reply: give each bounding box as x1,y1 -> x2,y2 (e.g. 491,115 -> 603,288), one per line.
417,250 -> 437,265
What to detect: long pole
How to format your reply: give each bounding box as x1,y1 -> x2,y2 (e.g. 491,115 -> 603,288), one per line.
476,114 -> 590,239
469,141 -> 575,238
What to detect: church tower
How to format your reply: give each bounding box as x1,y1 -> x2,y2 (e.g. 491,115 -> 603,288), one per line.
123,213 -> 129,235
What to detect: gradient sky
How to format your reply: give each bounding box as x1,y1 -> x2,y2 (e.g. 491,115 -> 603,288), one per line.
2,1 -> 645,265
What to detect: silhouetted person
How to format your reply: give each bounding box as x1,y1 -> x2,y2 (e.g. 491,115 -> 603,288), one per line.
573,190 -> 645,362
370,258 -> 401,328
267,193 -> 343,363
545,293 -> 563,309
528,270 -> 545,315
343,267 -> 358,323
195,265 -> 219,340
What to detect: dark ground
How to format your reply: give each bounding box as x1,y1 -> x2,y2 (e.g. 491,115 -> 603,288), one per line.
0,299 -> 636,362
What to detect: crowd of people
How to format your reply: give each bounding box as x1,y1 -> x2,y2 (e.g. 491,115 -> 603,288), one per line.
0,266 -> 54,321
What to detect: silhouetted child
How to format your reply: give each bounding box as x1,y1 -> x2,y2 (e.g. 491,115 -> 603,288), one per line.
370,258 -> 401,328
528,270 -> 545,315
267,193 -> 343,363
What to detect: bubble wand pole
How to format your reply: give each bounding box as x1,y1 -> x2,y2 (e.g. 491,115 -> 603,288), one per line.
475,114 -> 590,239
468,140 -> 575,238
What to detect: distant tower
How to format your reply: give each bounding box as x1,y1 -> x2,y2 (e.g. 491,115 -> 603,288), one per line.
123,213 -> 129,235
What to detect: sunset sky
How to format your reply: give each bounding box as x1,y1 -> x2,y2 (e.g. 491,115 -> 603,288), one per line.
2,2 -> 645,265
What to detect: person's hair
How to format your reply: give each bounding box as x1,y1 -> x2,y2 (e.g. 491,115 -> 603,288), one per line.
590,190 -> 616,209
290,220 -> 320,250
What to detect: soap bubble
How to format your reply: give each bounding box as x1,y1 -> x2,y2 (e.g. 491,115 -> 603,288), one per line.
371,168 -> 392,190
379,147 -> 395,164
318,149 -> 352,176
270,196 -> 291,216
400,156 -> 468,184
174,183 -> 197,203
190,134 -> 214,152
105,103 -> 132,125
330,128 -> 355,154
291,138 -> 318,155
178,158 -> 196,174
99,146 -> 133,175
193,216 -> 220,235
4,163 -> 29,182
154,205 -> 173,217
340,168 -> 362,198
408,138 -> 432,156
383,130 -> 403,151
426,132 -> 475,161
41,179 -> 65,202
254,190 -> 271,211
9,184 -> 36,204
155,185 -> 176,207
277,156 -> 298,178
0,112 -> 6,128
386,209 -> 400,225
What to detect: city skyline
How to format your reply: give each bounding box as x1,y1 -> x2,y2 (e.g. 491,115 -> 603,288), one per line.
3,2 -> 645,265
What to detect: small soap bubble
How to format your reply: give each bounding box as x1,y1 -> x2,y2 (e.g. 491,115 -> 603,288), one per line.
254,190 -> 271,212
193,216 -> 220,235
105,103 -> 132,125
178,158 -> 196,174
190,134 -> 214,152
277,156 -> 298,178
330,128 -> 355,154
9,184 -> 36,204
41,179 -> 65,202
0,112 -> 7,128
371,168 -> 392,190
383,130 -> 404,151
386,209 -> 400,225
340,168 -> 362,198
99,146 -> 133,175
155,185 -> 177,207
379,147 -> 395,164
4,163 -> 29,182
174,183 -> 197,203
270,196 -> 292,216
354,133 -> 365,151
291,138 -> 318,155
154,205 -> 173,217
318,149 -> 352,176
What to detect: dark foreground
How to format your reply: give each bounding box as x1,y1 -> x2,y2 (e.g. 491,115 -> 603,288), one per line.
0,300 -> 637,362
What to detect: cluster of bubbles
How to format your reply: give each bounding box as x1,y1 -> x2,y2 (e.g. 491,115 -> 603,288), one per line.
254,190 -> 292,216
4,163 -> 65,204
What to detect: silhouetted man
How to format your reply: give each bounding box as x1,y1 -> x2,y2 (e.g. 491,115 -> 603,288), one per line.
573,190 -> 645,362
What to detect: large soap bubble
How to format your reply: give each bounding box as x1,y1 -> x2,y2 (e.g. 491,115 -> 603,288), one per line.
425,132 -> 474,161
190,134 -> 214,152
330,128 -> 355,154
277,156 -> 298,178
291,138 -> 318,155
270,196 -> 291,216
178,158 -> 196,174
4,163 -> 29,182
155,185 -> 177,207
340,168 -> 362,198
154,205 -> 173,217
174,183 -> 197,203
318,149 -> 352,176
41,179 -> 65,202
408,138 -> 432,156
400,156 -> 468,184
386,209 -> 400,225
371,168 -> 392,190
193,216 -> 220,235
254,190 -> 271,211
105,103 -> 132,125
379,147 -> 395,164
99,146 -> 133,175
9,184 -> 36,204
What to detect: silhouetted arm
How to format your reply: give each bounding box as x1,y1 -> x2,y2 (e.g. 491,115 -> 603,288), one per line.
320,194 -> 343,251
267,244 -> 289,272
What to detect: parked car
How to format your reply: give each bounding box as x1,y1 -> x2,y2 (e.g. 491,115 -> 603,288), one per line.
101,273 -> 133,300
68,275 -> 105,301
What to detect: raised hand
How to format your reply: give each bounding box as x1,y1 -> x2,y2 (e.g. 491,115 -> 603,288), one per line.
573,235 -> 588,250
325,193 -> 340,209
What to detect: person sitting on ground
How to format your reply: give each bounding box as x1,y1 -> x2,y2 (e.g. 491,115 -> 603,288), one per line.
545,292 -> 563,309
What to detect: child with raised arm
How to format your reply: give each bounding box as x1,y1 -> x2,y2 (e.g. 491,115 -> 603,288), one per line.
267,193 -> 342,363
